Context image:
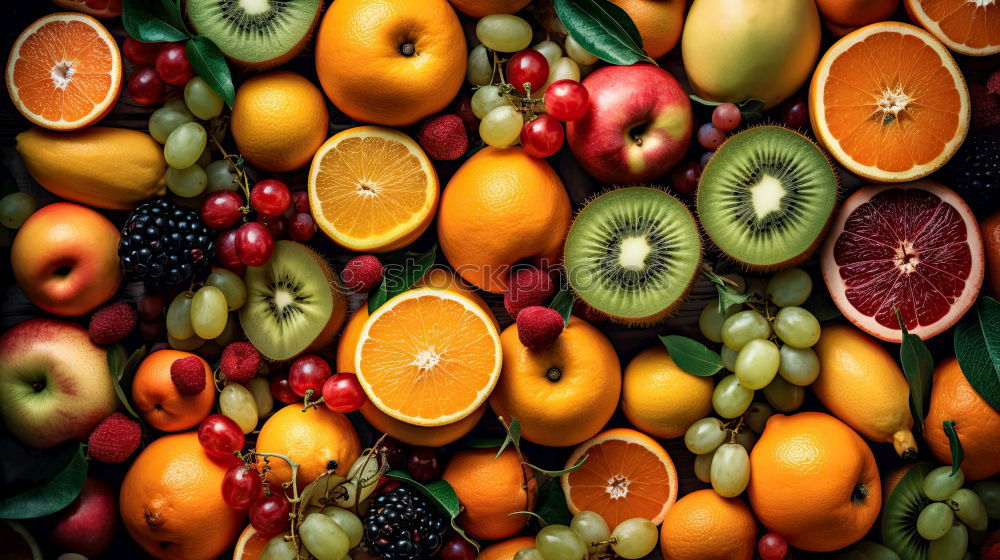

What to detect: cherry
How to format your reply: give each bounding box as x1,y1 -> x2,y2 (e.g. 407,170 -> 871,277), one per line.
137,294 -> 165,320
288,355 -> 332,397
711,102 -> 742,132
782,98 -> 809,129
257,214 -> 287,241
123,37 -> 163,66
250,179 -> 291,216
291,191 -> 310,214
216,229 -> 242,267
127,67 -> 164,106
221,464 -> 263,510
201,191 -> 244,230
671,162 -> 702,196
321,373 -> 367,413
520,114 -> 564,159
453,95 -> 479,133
235,222 -> 274,267
406,447 -> 442,482
379,438 -> 406,470
543,80 -> 590,122
758,533 -> 789,560
269,373 -> 300,405
249,494 -> 290,536
154,43 -> 195,86
197,414 -> 245,460
507,50 -> 549,95
697,123 -> 726,150
438,534 -> 476,560
289,213 -> 316,242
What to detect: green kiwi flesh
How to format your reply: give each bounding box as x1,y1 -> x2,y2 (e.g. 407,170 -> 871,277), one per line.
564,187 -> 702,325
240,240 -> 334,360
696,125 -> 838,271
187,0 -> 321,69
882,462 -> 934,560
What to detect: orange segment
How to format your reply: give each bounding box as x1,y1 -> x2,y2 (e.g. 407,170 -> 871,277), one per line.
308,126 -> 439,252
905,0 -> 1000,56
355,288 -> 502,426
561,428 -> 678,529
5,12 -> 121,130
809,22 -> 969,182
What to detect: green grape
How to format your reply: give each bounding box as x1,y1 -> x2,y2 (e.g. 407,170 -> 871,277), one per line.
916,502 -> 954,540
197,145 -> 212,168
0,192 -> 37,229
165,164 -> 208,197
205,159 -> 239,192
191,286 -> 229,339
564,33 -> 598,65
467,44 -> 493,86
537,57 -> 580,98
698,299 -> 736,343
299,513 -> 349,560
334,450 -> 381,507
535,524 -> 587,560
513,548 -> 544,560
164,122 -> 208,169
713,374 -> 754,418
773,306 -> 821,348
260,535 -> 297,560
745,401 -> 774,433
734,428 -> 755,453
973,480 -> 1000,519
471,85 -> 513,119
569,511 -> 610,556
164,97 -> 188,112
763,375 -> 805,412
948,488 -> 987,531
778,345 -> 820,386
167,332 -> 204,351
213,314 -> 242,346
320,506 -> 363,548
166,292 -> 195,340
245,376 -> 274,418
721,345 -> 738,372
184,76 -> 224,120
610,518 -> 657,559
207,268 -> 247,310
710,443 -> 750,497
480,105 -> 523,147
694,450 -> 715,483
854,541 -> 902,560
149,106 -> 194,143
721,310 -> 772,351
927,523 -> 967,560
923,466 -> 965,501
735,338 -> 780,390
766,268 -> 812,307
837,552 -> 868,560
476,14 -> 532,52
534,40 -> 562,68
219,383 -> 258,433
684,417 -> 727,454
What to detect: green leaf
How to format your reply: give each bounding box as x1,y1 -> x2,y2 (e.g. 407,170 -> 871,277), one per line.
186,36 -> 236,108
524,454 -> 588,478
702,267 -> 752,314
548,287 -> 574,326
979,297 -> 1000,375
122,0 -> 188,43
107,344 -> 126,382
465,438 -> 504,449
659,335 -> 723,376
368,246 -> 437,314
689,95 -> 766,118
0,444 -> 87,519
554,0 -> 654,66
896,310 -> 933,431
955,301 -> 1000,413
942,421 -> 964,476
534,478 -> 571,527
367,281 -> 389,315
107,345 -> 145,419
495,417 -> 521,459
385,470 -> 478,551
156,0 -> 188,35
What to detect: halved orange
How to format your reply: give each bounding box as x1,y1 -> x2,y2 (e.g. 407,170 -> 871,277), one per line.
308,126 -> 439,252
5,12 -> 121,130
905,0 -> 1000,56
561,428 -> 678,529
233,524 -> 270,560
809,22 -> 969,182
355,288 -> 502,427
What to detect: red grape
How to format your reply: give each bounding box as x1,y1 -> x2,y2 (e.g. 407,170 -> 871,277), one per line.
127,67 -> 164,106
154,43 -> 195,86
221,464 -> 263,510
289,213 -> 315,242
137,294 -> 165,320
269,373 -> 300,405
249,494 -> 290,536
697,123 -> 726,150
201,191 -> 244,230
406,447 -> 442,482
453,95 -> 479,133
257,214 -> 287,241
758,533 -> 788,560
543,80 -> 590,122
507,50 -> 549,95
782,98 -> 808,129
291,191 -> 310,213
288,355 -> 332,397
216,229 -> 242,267
235,222 -> 274,267
321,373 -> 367,413
250,179 -> 291,216
379,438 -> 406,470
711,102 -> 742,131
671,162 -> 702,195
197,414 -> 244,459
439,534 -> 476,560
520,114 -> 564,159
123,37 -> 163,66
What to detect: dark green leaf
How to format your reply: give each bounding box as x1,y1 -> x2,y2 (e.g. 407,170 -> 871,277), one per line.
495,417 -> 521,459
107,344 -> 126,383
465,438 -> 504,449
368,246 -> 437,314
510,510 -> 547,525
122,0 -> 188,43
524,454 -> 588,478
186,36 -> 236,108
554,0 -> 653,66
955,302 -> 1000,413
702,267 -> 752,314
942,421 -> 964,476
548,287 -> 574,326
802,287 -> 841,322
385,470 -> 478,551
534,478 -> 571,527
979,297 -> 1000,376
689,95 -> 766,118
367,281 -> 389,315
107,345 -> 145,419
659,335 -> 723,376
155,0 -> 188,35
0,444 -> 87,519
896,310 -> 933,431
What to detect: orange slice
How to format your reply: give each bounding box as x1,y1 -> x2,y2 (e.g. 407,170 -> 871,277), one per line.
308,126 -> 439,252
561,428 -> 678,529
905,0 -> 1000,56
5,13 -> 121,130
233,524 -> 269,560
809,22 -> 969,182
355,288 -> 502,426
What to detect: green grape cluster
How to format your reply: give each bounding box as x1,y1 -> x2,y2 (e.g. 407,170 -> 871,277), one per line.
165,269 -> 247,352
910,466 -> 991,559
515,511 -> 656,560
259,506 -> 363,560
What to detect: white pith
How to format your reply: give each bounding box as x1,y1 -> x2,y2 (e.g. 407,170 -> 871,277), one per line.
605,475 -> 631,499
238,0 -> 271,15
893,240 -> 920,274
872,85 -> 914,125
618,237 -> 651,271
750,175 -> 786,220
50,61 -> 75,89
412,349 -> 441,371
968,0 -> 995,8
273,289 -> 294,309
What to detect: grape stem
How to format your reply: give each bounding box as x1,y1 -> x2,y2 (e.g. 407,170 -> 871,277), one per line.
250,451 -> 302,551
209,135 -> 253,217
301,389 -> 324,412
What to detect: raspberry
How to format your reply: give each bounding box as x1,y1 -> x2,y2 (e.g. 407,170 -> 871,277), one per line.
516,306 -> 564,349
971,81 -> 1000,131
170,356 -> 206,396
504,266 -> 554,319
417,114 -> 468,161
342,255 -> 383,293
88,301 -> 137,345
220,342 -> 261,383
87,413 -> 141,463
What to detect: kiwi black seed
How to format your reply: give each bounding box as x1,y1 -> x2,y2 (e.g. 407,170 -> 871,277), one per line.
564,187 -> 702,325
882,462 -> 934,560
696,125 -> 839,271
187,0 -> 322,70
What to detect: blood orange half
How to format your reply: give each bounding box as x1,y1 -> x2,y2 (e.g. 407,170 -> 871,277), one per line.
52,0 -> 122,18
905,0 -> 1000,56
821,180 -> 984,343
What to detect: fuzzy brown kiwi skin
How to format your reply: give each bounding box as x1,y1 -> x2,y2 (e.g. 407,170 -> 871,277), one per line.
695,124 -> 841,273
187,3 -> 322,71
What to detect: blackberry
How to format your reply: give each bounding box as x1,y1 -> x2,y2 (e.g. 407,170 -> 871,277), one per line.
363,485 -> 447,560
119,199 -> 215,286
943,133 -> 999,217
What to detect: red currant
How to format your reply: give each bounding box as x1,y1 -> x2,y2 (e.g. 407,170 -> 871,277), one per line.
154,43 -> 195,86
235,222 -> 274,267
291,191 -> 310,213
782,98 -> 809,129
288,355 -> 331,397
438,534 -> 476,560
137,294 -> 165,320
201,191 -> 244,230
123,37 -> 163,66
520,114 -> 564,159
250,179 -> 291,216
406,447 -> 442,482
671,161 -> 702,196
507,50 -> 550,95
711,102 -> 742,132
216,229 -> 242,267
127,67 -> 164,106
270,373 -> 300,405
257,214 -> 287,241
758,533 -> 789,560
697,123 -> 726,150
221,464 -> 263,510
289,213 -> 315,242
543,80 -> 590,122
321,373 -> 367,413
249,494 -> 290,536
197,414 -> 245,460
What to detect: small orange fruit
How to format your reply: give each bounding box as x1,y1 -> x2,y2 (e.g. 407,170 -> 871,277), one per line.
120,432 -> 245,560
448,0 -> 530,17
609,0 -> 686,58
814,0 -> 899,27
255,404 -> 361,490
442,447 -> 538,541
315,0 -> 466,126
490,316 -> 621,447
924,356 -> 1000,480
622,346 -> 714,439
478,536 -> 536,560
905,0 -> 1000,56
5,12 -> 120,130
659,489 -> 757,560
562,428 -> 678,529
131,350 -> 214,432
232,524 -> 269,560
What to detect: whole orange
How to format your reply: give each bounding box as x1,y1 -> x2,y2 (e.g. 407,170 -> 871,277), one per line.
478,536 -> 536,560
315,0 -> 466,126
442,447 -> 538,541
925,356 -> 1000,480
622,345 -> 714,439
815,0 -> 899,27
131,350 -> 214,432
437,147 -> 571,293
120,432 -> 244,560
230,71 -> 328,173
255,404 -> 361,489
749,411 -> 881,552
490,316 -> 621,447
609,0 -> 686,58
659,489 -> 756,560
448,0 -> 530,17
983,209 -> 1000,298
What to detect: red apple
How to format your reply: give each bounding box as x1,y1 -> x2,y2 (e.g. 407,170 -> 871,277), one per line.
566,64 -> 693,184
49,476 -> 117,558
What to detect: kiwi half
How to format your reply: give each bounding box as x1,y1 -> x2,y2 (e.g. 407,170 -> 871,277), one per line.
564,187 -> 702,325
239,241 -> 345,361
882,462 -> 934,560
696,125 -> 838,271
187,0 -> 322,69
